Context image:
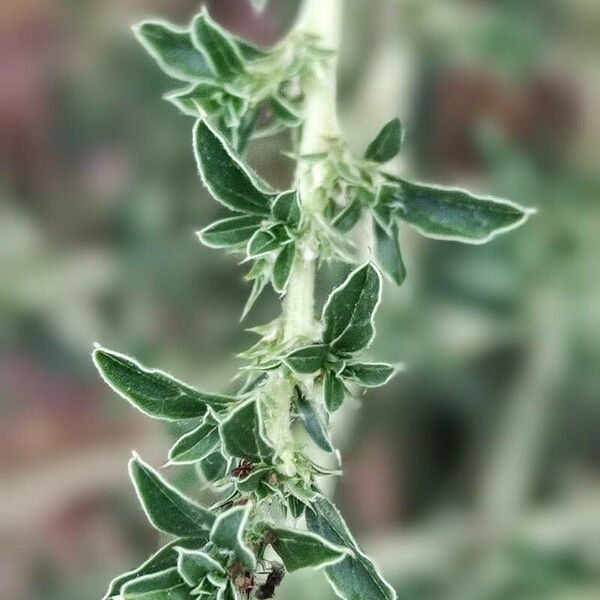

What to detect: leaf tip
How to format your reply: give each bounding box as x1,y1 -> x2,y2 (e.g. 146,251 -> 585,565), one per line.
91,344 -> 111,373
91,342 -> 105,363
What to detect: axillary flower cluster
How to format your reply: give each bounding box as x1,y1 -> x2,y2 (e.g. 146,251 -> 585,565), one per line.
93,4 -> 531,599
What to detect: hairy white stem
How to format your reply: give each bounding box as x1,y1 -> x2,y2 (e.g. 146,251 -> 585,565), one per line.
264,0 -> 343,476
283,0 -> 342,343
296,0 -> 342,158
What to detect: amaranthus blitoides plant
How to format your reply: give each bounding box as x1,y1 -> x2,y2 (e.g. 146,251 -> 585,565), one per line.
93,3 -> 532,599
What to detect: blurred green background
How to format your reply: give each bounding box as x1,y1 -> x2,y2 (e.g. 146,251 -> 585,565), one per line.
1,1 -> 599,599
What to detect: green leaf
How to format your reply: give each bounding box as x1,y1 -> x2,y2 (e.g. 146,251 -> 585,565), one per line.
129,454 -> 215,536
271,190 -> 301,229
294,386 -> 333,452
304,456 -> 342,477
365,117 -> 403,163
221,97 -> 251,139
219,398 -> 274,462
191,9 -> 245,80
198,215 -> 263,248
373,220 -> 406,286
287,495 -> 306,519
247,224 -> 290,257
271,94 -> 303,127
266,526 -> 348,572
103,538 -> 207,600
372,184 -> 396,232
199,450 -> 229,483
210,505 -> 256,569
165,82 -> 223,117
272,243 -> 295,294
335,161 -> 365,187
387,177 -> 533,243
284,344 -> 329,374
235,466 -> 271,493
306,495 -> 396,600
324,370 -> 345,413
236,38 -> 270,60
168,416 -> 220,464
236,108 -> 260,155
241,263 -> 270,321
191,577 -> 216,597
92,347 -> 236,421
176,547 -> 224,587
341,362 -> 397,387
193,119 -> 274,216
286,479 -> 318,505
332,199 -> 362,233
133,21 -> 211,81
121,568 -> 190,600
217,581 -> 237,600
322,264 -> 382,354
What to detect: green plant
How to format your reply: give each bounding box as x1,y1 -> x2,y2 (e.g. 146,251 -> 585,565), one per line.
93,2 -> 531,599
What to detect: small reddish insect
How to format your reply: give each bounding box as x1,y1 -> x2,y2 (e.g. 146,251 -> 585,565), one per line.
231,459 -> 254,479
255,562 -> 285,599
228,561 -> 255,599
234,571 -> 255,598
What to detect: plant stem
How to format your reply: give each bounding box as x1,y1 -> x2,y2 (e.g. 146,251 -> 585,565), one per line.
264,0 -> 343,476
283,0 -> 343,342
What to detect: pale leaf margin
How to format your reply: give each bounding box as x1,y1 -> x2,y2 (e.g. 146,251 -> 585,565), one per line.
175,547 -> 225,587
91,343 -> 226,423
131,20 -> 205,83
102,543 -> 174,600
343,362 -> 404,388
164,82 -> 219,117
209,503 -> 257,569
395,179 -> 536,245
190,8 -> 246,78
217,397 -> 274,463
195,216 -> 265,250
270,526 -> 353,571
321,263 -> 383,352
192,117 -> 277,200
310,495 -> 397,600
128,452 -> 214,534
166,410 -> 220,466
120,567 -> 187,598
